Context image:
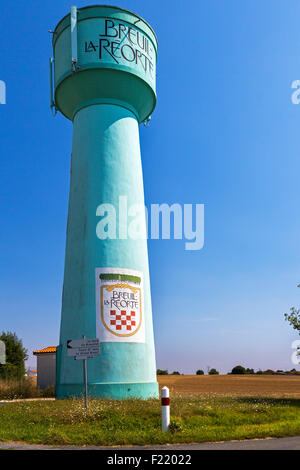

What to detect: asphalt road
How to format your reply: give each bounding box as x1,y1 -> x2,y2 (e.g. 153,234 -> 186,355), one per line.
1,436 -> 300,450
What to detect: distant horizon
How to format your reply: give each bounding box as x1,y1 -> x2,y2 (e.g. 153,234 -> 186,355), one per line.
23,341 -> 300,376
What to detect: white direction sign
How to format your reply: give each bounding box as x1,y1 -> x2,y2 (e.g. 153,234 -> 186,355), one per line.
67,338 -> 100,360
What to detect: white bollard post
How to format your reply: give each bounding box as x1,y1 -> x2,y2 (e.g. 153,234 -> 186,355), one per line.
161,386 -> 170,432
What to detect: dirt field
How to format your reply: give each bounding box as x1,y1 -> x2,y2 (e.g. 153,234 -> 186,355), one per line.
157,374 -> 300,398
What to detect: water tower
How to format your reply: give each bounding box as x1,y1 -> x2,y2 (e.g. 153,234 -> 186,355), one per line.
51,5 -> 158,399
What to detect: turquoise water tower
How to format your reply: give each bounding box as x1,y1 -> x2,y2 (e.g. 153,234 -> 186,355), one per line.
51,5 -> 158,399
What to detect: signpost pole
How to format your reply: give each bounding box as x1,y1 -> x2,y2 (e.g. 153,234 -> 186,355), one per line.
67,336 -> 100,408
82,335 -> 88,410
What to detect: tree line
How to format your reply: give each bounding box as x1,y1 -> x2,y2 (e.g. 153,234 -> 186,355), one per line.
157,365 -> 300,375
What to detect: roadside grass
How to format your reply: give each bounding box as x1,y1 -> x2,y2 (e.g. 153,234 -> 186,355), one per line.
0,378 -> 54,400
1,395 -> 300,446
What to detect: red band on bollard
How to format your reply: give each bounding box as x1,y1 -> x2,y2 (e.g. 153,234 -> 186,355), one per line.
161,397 -> 170,406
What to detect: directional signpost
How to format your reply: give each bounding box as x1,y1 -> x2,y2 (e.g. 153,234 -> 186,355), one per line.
67,336 -> 100,408
67,338 -> 100,359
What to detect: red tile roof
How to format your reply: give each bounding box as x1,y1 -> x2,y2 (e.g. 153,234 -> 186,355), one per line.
33,346 -> 57,355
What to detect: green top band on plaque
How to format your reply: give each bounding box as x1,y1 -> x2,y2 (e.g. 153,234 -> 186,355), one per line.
100,273 -> 141,283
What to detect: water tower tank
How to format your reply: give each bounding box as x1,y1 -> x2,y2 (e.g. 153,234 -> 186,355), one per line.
52,5 -> 158,399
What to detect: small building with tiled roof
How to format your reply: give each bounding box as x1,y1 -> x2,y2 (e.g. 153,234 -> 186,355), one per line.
34,346 -> 57,354
33,346 -> 57,389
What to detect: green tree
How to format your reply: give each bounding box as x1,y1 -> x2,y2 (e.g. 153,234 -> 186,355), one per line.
208,368 -> 219,375
172,371 -> 180,375
284,285 -> 300,332
231,365 -> 246,375
157,369 -> 168,375
0,332 -> 28,379
263,369 -> 275,375
246,368 -> 254,374
196,369 -> 204,375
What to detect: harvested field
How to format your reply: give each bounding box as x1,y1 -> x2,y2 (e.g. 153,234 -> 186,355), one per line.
157,374 -> 300,398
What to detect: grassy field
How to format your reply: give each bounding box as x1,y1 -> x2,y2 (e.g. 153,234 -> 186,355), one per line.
1,375 -> 300,446
1,395 -> 300,446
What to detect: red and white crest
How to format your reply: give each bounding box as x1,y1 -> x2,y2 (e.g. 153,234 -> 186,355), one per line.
101,284 -> 141,337
109,309 -> 137,334
95,268 -> 145,343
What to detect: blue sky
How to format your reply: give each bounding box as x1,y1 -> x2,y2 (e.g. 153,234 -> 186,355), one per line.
1,0 -> 300,374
